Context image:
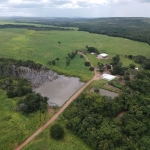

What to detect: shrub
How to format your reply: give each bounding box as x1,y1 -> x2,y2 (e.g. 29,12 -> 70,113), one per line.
89,67 -> 94,71
129,63 -> 136,69
85,62 -> 91,66
94,87 -> 99,93
50,124 -> 64,140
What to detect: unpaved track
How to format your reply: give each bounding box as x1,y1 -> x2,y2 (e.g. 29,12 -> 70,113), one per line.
78,52 -> 94,67
15,53 -> 100,150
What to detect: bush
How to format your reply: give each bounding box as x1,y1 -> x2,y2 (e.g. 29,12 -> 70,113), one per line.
89,67 -> 94,71
50,124 -> 64,140
94,87 -> 99,93
85,62 -> 91,66
129,63 -> 136,69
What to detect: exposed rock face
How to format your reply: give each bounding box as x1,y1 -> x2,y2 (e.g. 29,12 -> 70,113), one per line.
11,65 -> 58,87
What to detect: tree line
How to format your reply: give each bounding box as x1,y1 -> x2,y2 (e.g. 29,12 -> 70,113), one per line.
0,24 -> 74,31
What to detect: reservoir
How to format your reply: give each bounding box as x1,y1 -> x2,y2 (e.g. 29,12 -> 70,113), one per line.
91,88 -> 119,99
34,75 -> 85,107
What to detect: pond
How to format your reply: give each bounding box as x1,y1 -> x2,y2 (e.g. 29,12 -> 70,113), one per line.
33,75 -> 85,107
91,88 -> 119,99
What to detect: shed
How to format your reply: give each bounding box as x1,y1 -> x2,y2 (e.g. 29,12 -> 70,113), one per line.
98,53 -> 108,59
102,73 -> 116,81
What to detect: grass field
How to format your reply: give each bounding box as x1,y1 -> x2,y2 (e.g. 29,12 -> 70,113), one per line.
0,89 -> 53,150
0,28 -> 149,81
0,29 -> 150,71
23,116 -> 91,150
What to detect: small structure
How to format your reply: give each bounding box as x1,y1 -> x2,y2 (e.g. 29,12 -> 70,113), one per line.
102,73 -> 116,81
135,67 -> 138,70
97,53 -> 108,59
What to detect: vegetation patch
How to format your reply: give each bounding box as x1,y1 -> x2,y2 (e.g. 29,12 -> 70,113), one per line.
0,89 -> 51,150
50,124 -> 65,140
108,79 -> 124,89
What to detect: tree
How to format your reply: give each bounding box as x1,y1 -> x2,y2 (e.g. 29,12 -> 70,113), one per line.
52,60 -> 56,65
58,41 -> 61,44
129,64 -> 136,69
6,90 -> 15,98
124,74 -> 130,81
85,62 -> 91,66
128,55 -> 133,59
112,55 -> 120,65
80,55 -> 83,58
55,58 -> 59,61
50,124 -> 64,140
47,61 -> 51,65
66,60 -> 70,66
90,67 -> 94,71
134,55 -> 146,63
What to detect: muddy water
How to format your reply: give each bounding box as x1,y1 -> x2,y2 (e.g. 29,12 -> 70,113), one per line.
99,89 -> 118,99
33,75 -> 85,107
91,88 -> 119,99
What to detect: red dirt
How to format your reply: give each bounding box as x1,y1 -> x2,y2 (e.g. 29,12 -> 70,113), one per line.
117,111 -> 127,118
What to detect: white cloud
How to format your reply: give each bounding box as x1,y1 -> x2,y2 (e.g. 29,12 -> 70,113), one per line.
0,0 -> 149,17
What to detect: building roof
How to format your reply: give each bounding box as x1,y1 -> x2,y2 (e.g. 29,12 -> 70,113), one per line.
102,73 -> 116,81
98,53 -> 108,57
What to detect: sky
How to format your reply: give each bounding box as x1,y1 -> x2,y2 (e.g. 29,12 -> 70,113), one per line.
0,0 -> 150,17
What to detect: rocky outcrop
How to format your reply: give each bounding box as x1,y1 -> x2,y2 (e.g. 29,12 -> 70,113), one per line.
11,65 -> 58,87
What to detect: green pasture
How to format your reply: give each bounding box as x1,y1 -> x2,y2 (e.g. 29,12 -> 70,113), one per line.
0,28 -> 149,81
0,89 -> 52,150
23,117 -> 91,150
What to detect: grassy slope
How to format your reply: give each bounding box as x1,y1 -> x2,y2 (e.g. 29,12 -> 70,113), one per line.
0,89 -> 51,150
23,117 -> 91,150
0,29 -> 94,82
0,28 -> 149,68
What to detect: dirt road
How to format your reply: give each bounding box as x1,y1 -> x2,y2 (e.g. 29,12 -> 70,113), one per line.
78,51 -> 94,67
15,54 -> 100,150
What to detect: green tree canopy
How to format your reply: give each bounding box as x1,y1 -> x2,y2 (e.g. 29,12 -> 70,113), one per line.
50,124 -> 65,140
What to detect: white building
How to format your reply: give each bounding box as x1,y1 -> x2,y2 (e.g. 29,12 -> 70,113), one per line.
97,53 -> 108,59
102,73 -> 116,81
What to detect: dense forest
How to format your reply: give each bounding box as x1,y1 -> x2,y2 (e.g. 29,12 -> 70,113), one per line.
77,18 -> 150,45
63,70 -> 150,150
14,17 -> 150,45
